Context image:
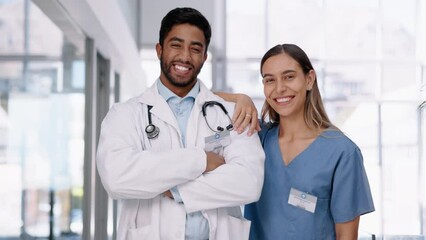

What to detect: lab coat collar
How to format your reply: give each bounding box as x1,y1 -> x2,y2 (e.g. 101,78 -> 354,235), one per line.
157,79 -> 200,102
137,78 -> 217,109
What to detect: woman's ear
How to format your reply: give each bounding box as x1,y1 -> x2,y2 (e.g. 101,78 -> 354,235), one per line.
306,70 -> 316,91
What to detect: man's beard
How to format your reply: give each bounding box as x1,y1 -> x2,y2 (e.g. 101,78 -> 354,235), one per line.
160,58 -> 202,88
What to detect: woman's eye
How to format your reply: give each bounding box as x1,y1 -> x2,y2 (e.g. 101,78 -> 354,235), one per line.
285,75 -> 295,80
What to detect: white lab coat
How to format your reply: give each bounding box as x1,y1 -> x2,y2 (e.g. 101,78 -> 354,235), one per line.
96,80 -> 265,240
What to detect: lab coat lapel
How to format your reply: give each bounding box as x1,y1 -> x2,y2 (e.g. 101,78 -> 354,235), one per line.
137,81 -> 180,132
185,97 -> 202,147
185,82 -> 213,147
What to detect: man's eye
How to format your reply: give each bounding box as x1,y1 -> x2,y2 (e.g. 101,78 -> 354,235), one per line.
192,48 -> 202,53
263,78 -> 274,84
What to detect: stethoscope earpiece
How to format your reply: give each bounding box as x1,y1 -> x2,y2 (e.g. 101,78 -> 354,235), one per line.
202,101 -> 233,133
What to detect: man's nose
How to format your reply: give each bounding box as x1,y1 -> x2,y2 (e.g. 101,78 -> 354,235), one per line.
179,48 -> 192,61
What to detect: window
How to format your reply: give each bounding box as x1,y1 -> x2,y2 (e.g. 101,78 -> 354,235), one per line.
0,0 -> 85,238
227,0 -> 426,236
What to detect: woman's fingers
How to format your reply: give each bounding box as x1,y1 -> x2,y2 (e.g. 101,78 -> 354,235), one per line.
231,94 -> 259,135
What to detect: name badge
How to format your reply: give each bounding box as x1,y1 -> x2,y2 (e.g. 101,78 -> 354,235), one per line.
204,130 -> 231,152
288,187 -> 317,213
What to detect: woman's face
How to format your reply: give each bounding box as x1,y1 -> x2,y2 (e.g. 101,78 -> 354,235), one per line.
262,53 -> 315,120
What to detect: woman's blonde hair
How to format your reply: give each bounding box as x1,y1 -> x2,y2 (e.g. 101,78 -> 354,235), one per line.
260,44 -> 334,130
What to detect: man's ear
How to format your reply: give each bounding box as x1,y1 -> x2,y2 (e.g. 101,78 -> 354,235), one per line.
155,43 -> 162,60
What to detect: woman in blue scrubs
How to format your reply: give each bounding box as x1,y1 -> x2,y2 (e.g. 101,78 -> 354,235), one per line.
221,44 -> 375,239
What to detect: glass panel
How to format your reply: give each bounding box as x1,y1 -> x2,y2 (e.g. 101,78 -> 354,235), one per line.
421,101 -> 426,235
226,0 -> 266,58
224,0 -> 425,236
382,0 -> 417,60
312,60 -> 325,93
325,2 -> 377,59
382,63 -> 418,100
227,59 -> 263,97
0,0 -> 85,238
268,0 -> 323,59
139,48 -> 159,88
325,0 -> 379,8
423,66 -> 426,98
0,62 -> 22,237
381,102 -> 421,235
0,0 -> 24,55
28,2 -> 63,57
325,101 -> 380,235
323,62 -> 378,100
420,2 -> 426,64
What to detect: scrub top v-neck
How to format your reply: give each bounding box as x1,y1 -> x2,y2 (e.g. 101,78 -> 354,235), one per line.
244,124 -> 375,240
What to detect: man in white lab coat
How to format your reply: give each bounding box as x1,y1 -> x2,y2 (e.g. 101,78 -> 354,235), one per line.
96,7 -> 265,240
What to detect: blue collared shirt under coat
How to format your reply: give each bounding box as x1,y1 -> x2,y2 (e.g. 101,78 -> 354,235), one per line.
157,80 -> 209,240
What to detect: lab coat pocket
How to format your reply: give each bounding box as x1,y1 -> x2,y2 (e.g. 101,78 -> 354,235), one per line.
127,225 -> 156,240
227,215 -> 251,240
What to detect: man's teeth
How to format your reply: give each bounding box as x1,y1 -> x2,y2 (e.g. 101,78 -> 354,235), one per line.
175,65 -> 189,71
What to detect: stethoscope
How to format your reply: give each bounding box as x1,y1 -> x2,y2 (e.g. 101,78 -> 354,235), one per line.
145,105 -> 160,139
145,101 -> 233,139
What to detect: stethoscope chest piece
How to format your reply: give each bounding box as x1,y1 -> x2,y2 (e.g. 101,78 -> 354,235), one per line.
146,105 -> 160,139
145,124 -> 159,139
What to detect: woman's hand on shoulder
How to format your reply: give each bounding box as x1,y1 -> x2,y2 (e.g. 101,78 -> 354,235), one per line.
231,94 -> 260,136
214,92 -> 260,136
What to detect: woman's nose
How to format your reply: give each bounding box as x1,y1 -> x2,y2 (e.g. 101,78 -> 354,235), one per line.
276,80 -> 287,92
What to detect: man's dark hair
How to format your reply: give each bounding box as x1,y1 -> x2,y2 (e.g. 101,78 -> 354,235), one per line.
159,7 -> 211,53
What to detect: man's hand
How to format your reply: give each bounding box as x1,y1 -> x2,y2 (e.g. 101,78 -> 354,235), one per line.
231,94 -> 260,136
163,190 -> 174,199
164,152 -> 225,198
205,151 -> 225,173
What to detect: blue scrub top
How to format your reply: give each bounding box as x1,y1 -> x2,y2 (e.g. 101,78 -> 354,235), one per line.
244,124 -> 375,240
